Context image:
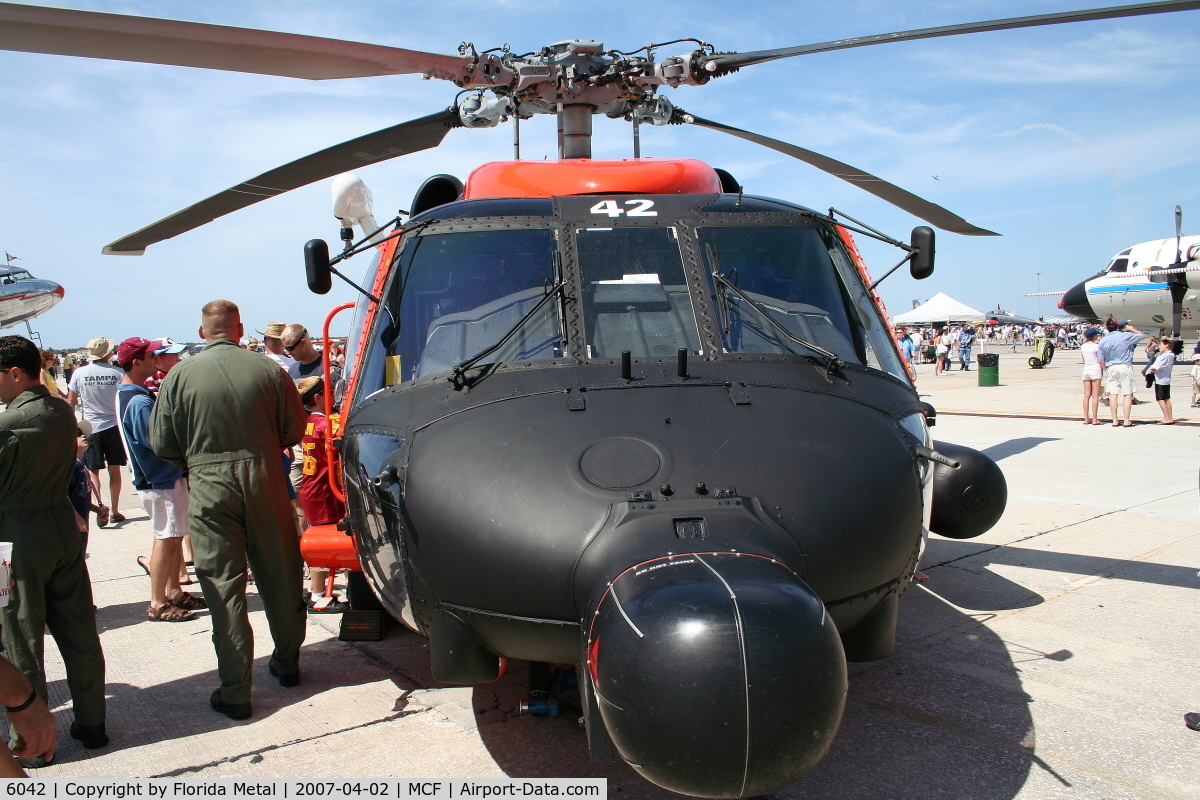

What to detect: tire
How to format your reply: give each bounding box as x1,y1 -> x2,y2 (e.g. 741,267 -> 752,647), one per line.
1029,357 -> 1043,369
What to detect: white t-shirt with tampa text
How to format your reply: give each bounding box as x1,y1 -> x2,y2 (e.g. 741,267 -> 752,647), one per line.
68,360 -> 123,432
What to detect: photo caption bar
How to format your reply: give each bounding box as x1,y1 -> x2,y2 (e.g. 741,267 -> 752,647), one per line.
0,781 -> 605,800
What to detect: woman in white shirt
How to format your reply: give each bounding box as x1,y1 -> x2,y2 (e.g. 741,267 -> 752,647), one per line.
1080,328 -> 1103,424
1148,338 -> 1176,424
933,332 -> 949,375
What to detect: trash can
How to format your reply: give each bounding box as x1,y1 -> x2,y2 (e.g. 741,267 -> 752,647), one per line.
977,352 -> 999,387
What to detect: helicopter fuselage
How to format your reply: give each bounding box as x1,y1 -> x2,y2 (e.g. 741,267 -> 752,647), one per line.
329,159 -> 1004,797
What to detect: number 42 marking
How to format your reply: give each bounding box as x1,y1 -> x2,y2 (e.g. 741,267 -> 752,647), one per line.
589,199 -> 657,217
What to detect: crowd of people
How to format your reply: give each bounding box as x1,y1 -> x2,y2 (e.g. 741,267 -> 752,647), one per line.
1079,318 -> 1195,427
0,301 -> 350,772
894,318 -> 1196,426
894,321 -> 1097,375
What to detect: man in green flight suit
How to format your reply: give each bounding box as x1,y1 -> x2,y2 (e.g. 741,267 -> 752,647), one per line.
0,336 -> 106,762
151,301 -> 308,720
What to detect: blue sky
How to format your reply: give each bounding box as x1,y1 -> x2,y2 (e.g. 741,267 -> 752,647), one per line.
1,0 -> 1198,348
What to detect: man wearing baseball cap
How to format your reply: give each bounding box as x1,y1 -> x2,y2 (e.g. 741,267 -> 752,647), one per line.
144,339 -> 188,396
115,338 -> 206,622
1097,319 -> 1146,427
66,336 -> 126,524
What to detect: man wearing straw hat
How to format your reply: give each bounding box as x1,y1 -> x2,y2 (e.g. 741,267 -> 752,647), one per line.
67,336 -> 126,525
259,322 -> 294,371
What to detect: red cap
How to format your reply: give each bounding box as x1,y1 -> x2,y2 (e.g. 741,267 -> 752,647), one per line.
116,337 -> 164,367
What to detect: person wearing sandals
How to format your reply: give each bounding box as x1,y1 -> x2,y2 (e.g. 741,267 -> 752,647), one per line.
0,335 -> 107,762
1147,337 -> 1177,425
114,338 -> 207,622
1097,318 -> 1146,427
1080,328 -> 1104,424
66,337 -> 127,526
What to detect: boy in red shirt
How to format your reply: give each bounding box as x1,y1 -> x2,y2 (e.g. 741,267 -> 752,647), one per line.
296,377 -> 349,612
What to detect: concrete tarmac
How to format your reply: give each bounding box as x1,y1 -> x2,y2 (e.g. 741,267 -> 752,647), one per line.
14,359 -> 1200,799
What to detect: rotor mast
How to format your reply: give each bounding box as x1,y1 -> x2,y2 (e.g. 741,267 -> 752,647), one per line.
558,105 -> 593,159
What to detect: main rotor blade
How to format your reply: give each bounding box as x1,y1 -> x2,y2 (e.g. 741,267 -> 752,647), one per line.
682,113 -> 998,236
0,2 -> 473,81
707,0 -> 1200,72
103,109 -> 460,255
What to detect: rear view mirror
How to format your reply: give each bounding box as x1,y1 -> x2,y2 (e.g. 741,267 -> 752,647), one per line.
304,239 -> 332,294
910,226 -> 935,280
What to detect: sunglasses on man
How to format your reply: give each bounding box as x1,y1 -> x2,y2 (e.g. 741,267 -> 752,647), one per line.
284,329 -> 308,353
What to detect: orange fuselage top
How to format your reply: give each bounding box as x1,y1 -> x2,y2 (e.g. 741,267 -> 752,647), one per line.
463,157 -> 722,199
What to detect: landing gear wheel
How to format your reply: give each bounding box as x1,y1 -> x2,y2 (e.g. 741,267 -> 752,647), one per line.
1029,357 -> 1043,369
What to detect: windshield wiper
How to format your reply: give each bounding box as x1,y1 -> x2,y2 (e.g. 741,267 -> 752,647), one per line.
705,247 -> 843,375
449,279 -> 565,389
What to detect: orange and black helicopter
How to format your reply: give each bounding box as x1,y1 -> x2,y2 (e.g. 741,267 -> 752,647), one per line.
2,1 -> 1197,795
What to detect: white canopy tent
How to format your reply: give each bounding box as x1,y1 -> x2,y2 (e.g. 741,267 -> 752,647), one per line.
892,292 -> 984,325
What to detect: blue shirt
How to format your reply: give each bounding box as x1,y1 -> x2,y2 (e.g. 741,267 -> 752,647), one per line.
68,459 -> 90,520
117,383 -> 184,491
1097,331 -> 1141,365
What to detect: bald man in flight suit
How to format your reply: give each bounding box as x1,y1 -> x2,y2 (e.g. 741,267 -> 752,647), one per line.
150,300 -> 308,719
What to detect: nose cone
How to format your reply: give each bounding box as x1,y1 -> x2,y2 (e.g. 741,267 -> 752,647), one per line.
52,284 -> 64,299
1061,280 -> 1095,320
588,553 -> 846,798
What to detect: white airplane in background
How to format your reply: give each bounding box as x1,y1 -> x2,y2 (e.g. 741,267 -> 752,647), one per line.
1051,208 -> 1200,335
0,257 -> 65,333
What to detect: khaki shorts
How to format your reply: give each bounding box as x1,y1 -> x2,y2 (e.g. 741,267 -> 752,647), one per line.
139,478 -> 189,539
1105,363 -> 1135,395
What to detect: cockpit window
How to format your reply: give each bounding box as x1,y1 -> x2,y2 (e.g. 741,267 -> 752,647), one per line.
697,225 -> 907,380
576,227 -> 702,358
697,226 -> 858,362
360,229 -> 560,392
1108,258 -> 1129,273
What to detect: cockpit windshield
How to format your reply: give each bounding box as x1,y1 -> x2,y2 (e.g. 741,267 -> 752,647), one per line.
0,270 -> 32,284
354,211 -> 910,404
359,229 -> 560,391
576,227 -> 702,358
698,226 -> 858,362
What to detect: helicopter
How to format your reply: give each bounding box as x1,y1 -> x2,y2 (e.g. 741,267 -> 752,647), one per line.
3,1 -> 1199,796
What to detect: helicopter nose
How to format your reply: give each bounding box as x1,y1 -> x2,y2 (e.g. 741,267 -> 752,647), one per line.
587,552 -> 845,798
1060,280 -> 1095,320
